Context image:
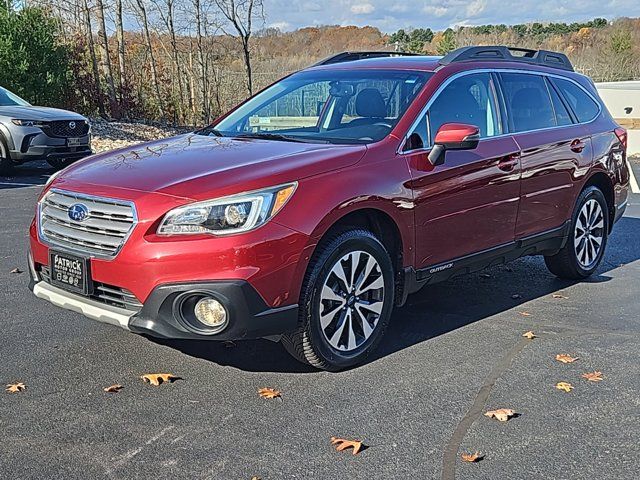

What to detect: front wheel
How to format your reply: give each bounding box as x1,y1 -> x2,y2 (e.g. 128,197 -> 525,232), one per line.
544,186 -> 609,279
281,229 -> 395,371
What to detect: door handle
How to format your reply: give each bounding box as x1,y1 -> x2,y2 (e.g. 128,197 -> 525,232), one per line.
570,139 -> 585,153
498,153 -> 520,172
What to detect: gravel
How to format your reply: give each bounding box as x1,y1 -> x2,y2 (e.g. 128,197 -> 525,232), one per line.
89,118 -> 192,154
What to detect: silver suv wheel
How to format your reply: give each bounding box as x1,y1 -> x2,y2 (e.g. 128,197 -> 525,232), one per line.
574,198 -> 605,269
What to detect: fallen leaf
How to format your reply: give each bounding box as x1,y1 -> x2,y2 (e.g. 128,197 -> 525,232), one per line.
522,331 -> 536,340
258,387 -> 281,399
555,354 -> 579,364
519,311 -> 532,317
484,408 -> 516,422
461,451 -> 484,463
10,267 -> 23,274
6,382 -> 26,393
251,477 -> 261,480
556,382 -> 573,392
141,373 -> 180,386
511,294 -> 521,299
331,437 -> 363,455
104,384 -> 123,393
552,294 -> 568,299
582,371 -> 603,382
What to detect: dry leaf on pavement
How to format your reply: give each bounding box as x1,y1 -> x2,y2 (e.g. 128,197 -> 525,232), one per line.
6,382 -> 26,393
141,373 -> 180,386
258,387 -> 281,399
484,408 -> 516,422
582,371 -> 604,382
556,382 -> 573,392
104,384 -> 124,393
552,294 -> 568,299
555,354 -> 579,364
519,311 -> 532,317
10,267 -> 23,274
461,451 -> 484,463
331,437 -> 363,455
522,331 -> 536,339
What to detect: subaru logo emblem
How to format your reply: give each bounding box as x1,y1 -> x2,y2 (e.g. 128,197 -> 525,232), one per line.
68,203 -> 89,222
69,121 -> 76,129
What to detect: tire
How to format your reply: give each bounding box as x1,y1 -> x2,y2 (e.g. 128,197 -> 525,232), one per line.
281,229 -> 395,371
0,136 -> 13,175
544,186 -> 609,279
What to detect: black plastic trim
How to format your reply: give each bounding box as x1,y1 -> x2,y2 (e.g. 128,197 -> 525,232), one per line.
399,221 -> 571,301
439,46 -> 574,72
128,280 -> 299,341
313,51 -> 420,66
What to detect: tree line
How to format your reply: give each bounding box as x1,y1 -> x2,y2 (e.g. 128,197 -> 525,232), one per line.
1,2 -> 638,127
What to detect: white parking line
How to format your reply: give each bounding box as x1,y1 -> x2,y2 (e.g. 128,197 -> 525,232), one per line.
0,182 -> 44,187
627,160 -> 640,194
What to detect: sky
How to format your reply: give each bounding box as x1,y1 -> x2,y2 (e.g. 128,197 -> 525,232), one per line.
262,0 -> 640,33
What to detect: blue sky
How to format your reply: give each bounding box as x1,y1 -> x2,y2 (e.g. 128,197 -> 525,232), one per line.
262,0 -> 640,33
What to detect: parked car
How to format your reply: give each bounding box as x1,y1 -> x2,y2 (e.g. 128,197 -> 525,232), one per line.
0,86 -> 92,173
28,47 -> 630,370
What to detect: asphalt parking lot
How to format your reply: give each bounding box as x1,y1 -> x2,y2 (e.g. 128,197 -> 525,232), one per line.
1,160 -> 639,480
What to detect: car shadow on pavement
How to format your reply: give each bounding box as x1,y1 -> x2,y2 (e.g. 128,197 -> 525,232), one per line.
0,161 -> 55,189
157,215 -> 640,374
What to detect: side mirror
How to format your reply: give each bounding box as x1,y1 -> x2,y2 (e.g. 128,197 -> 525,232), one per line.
428,123 -> 480,166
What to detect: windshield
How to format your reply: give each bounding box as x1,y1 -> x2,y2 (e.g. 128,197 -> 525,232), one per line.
210,69 -> 432,144
0,86 -> 30,107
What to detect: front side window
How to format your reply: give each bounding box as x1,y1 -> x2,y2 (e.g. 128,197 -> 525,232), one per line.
500,72 -> 556,132
212,70 -> 432,145
427,73 -> 501,143
0,87 -> 30,107
552,78 -> 600,123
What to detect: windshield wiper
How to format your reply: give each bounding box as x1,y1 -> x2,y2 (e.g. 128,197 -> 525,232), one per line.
196,126 -> 225,137
235,132 -> 310,143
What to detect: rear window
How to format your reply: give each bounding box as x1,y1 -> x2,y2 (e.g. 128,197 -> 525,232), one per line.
552,78 -> 600,123
500,73 -> 556,133
546,78 -> 573,126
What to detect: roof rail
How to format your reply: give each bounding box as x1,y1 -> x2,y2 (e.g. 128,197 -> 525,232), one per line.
313,51 -> 420,67
439,46 -> 574,72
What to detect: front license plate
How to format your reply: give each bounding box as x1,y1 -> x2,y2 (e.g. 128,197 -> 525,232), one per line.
67,137 -> 84,147
49,251 -> 90,295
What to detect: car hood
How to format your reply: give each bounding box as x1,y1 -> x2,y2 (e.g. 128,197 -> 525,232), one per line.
0,105 -> 87,120
55,133 -> 367,201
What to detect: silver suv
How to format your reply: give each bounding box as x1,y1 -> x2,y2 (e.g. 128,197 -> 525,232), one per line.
0,86 -> 92,173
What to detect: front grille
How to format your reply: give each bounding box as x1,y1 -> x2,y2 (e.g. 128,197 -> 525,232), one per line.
39,189 -> 136,258
45,120 -> 90,138
40,265 -> 142,313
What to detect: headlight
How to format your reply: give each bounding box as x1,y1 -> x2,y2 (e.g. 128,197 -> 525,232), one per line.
11,119 -> 47,127
157,182 -> 297,236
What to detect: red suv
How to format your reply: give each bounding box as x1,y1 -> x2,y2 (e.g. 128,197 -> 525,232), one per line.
29,47 -> 630,370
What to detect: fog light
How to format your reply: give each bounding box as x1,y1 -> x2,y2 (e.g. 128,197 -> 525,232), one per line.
194,297 -> 227,329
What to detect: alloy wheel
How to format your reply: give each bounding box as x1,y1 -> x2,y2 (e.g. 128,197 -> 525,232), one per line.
319,250 -> 385,352
574,198 -> 605,269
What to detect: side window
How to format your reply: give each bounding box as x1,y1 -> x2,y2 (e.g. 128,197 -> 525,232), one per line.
546,78 -> 573,126
427,73 -> 500,142
500,72 -> 556,132
553,78 -> 600,123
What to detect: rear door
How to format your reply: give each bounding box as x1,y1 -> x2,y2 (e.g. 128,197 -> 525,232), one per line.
498,71 -> 593,239
402,72 -> 522,269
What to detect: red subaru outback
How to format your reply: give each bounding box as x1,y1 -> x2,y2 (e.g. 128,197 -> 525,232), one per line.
29,47 -> 630,370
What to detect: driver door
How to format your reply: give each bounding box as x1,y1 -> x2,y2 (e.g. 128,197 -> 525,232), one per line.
401,72 -> 522,269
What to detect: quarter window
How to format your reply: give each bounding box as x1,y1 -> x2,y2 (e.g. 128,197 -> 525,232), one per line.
546,78 -> 573,126
553,78 -> 600,123
427,73 -> 500,142
500,73 -> 556,132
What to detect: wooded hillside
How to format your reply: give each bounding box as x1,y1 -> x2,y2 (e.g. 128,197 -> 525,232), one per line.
1,1 -> 638,127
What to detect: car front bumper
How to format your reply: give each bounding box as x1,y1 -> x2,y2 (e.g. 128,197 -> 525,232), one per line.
8,129 -> 91,163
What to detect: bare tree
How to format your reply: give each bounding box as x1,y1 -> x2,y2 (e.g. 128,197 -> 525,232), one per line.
214,0 -> 263,95
95,0 -> 118,115
133,0 -> 165,118
82,0 -> 106,116
115,0 -> 127,106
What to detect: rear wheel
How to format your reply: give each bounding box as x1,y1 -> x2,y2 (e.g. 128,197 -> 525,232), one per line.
544,186 -> 609,279
281,229 -> 395,371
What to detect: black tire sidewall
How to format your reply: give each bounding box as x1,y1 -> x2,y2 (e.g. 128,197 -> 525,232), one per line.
568,187 -> 609,276
304,231 -> 394,370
